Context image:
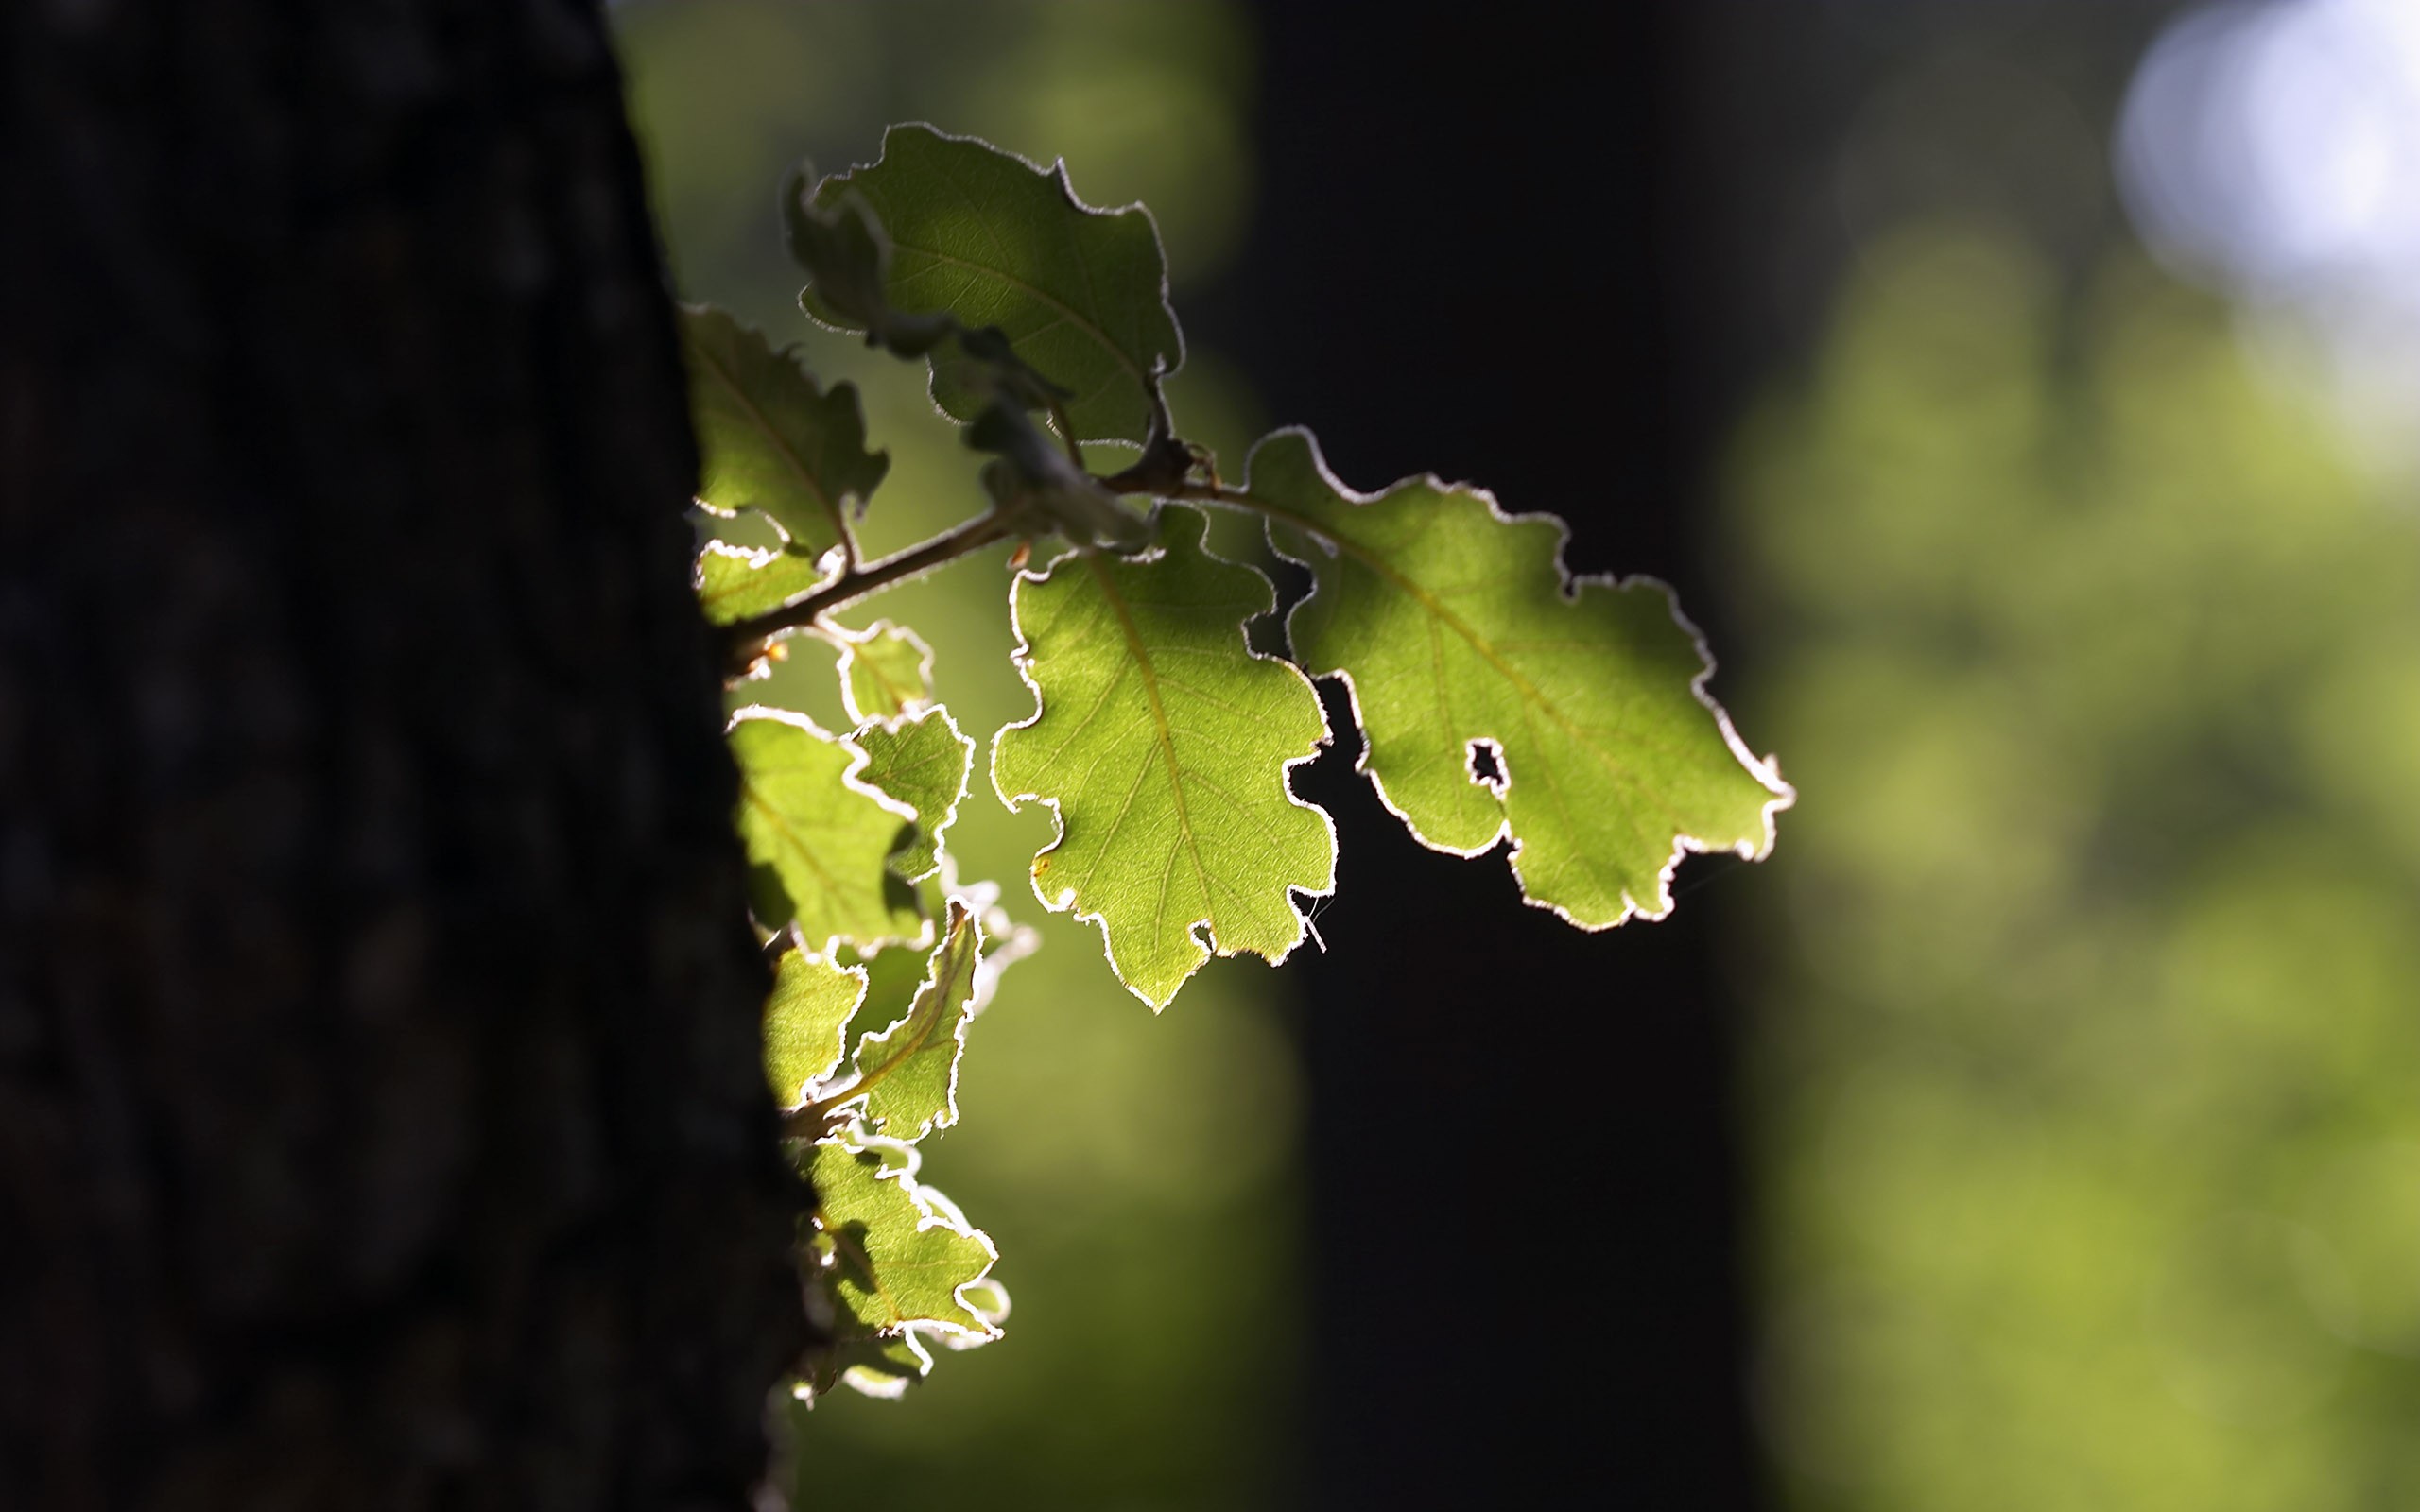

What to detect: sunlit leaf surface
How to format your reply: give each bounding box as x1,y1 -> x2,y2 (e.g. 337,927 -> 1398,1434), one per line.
765,948 -> 866,1104
697,538 -> 831,627
849,707 -> 972,885
849,901 -> 981,1141
730,710 -> 922,953
1245,429 -> 1790,926
994,507 -> 1334,1007
835,619 -> 937,724
804,1139 -> 999,1337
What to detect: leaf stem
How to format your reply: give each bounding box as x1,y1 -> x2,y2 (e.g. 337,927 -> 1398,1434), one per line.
721,510 -> 1020,674
783,1084 -> 866,1141
1043,394 -> 1086,471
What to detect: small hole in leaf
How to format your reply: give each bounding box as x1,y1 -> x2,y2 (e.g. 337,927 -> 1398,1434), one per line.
1466,738 -> 1508,795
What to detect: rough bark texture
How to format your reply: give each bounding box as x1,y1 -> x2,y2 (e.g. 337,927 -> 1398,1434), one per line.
0,3 -> 804,1507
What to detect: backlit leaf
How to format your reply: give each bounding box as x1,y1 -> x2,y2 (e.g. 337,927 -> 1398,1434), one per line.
799,125 -> 1182,445
835,620 -> 937,724
837,878 -> 1040,1057
802,1138 -> 999,1338
730,709 -> 923,952
847,901 -> 981,1142
1244,429 -> 1793,925
847,707 -> 972,885
780,186 -> 936,353
697,539 -> 830,627
680,304 -> 888,561
993,506 -> 1335,1007
764,948 -> 865,1105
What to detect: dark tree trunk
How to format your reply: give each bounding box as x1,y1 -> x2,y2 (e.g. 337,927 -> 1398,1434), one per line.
0,4 -> 802,1507
1204,5 -> 1769,1504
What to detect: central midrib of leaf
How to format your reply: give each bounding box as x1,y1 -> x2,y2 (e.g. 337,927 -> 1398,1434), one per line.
1232,491 -> 1696,838
891,238 -> 1150,388
702,576 -> 751,615
861,657 -> 916,711
857,921 -> 967,1091
686,334 -> 852,561
1081,556 -> 1214,916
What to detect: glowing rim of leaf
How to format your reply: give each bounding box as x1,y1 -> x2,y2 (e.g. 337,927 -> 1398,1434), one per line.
842,702 -> 973,887
726,703 -> 927,954
817,1130 -> 1004,1343
680,307 -> 878,557
834,617 -> 940,726
839,900 -> 985,1143
990,517 -> 1340,1011
1249,426 -> 1796,929
694,535 -> 844,600
802,120 -> 1188,433
772,949 -> 870,1107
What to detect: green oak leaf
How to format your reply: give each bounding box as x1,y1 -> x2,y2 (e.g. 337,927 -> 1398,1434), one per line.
847,707 -> 972,885
696,539 -> 830,627
799,124 -> 1182,445
834,620 -> 936,724
838,879 -> 1039,1050
782,181 -> 956,360
802,1138 -> 999,1338
783,179 -> 1068,418
846,901 -> 980,1142
729,709 -> 923,953
837,928 -> 941,1045
1244,429 -> 1793,925
993,506 -> 1335,1008
764,947 -> 865,1105
680,304 -> 888,562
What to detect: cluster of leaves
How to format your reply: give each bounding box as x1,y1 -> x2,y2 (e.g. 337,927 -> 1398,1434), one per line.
684,125 -> 1792,1400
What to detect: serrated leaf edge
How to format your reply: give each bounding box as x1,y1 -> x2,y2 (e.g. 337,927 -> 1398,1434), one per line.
814,1133 -> 1003,1342
835,617 -> 939,726
844,704 -> 973,886
727,703 -> 926,953
842,901 -> 982,1142
804,121 -> 1186,432
696,537 -> 841,613
991,518 -> 1340,1011
1248,427 -> 1796,929
679,305 -> 879,561
769,947 -> 870,1106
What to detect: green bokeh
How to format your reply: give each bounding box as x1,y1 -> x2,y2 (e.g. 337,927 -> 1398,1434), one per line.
1733,223 -> 2420,1509
614,6 -> 1301,1507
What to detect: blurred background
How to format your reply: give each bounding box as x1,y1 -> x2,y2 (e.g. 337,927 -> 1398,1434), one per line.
611,2 -> 2420,1507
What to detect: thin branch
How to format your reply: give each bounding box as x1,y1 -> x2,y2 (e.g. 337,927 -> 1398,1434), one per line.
720,510 -> 1019,674
718,429 -> 1205,679
781,1093 -> 859,1142
1100,472 -> 1239,507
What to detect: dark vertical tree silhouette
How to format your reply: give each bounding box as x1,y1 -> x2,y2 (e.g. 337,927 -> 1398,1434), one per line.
0,4 -> 802,1505
1200,4 -> 1772,1504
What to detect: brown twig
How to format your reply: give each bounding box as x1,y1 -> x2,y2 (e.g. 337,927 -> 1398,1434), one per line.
720,510 -> 1021,675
